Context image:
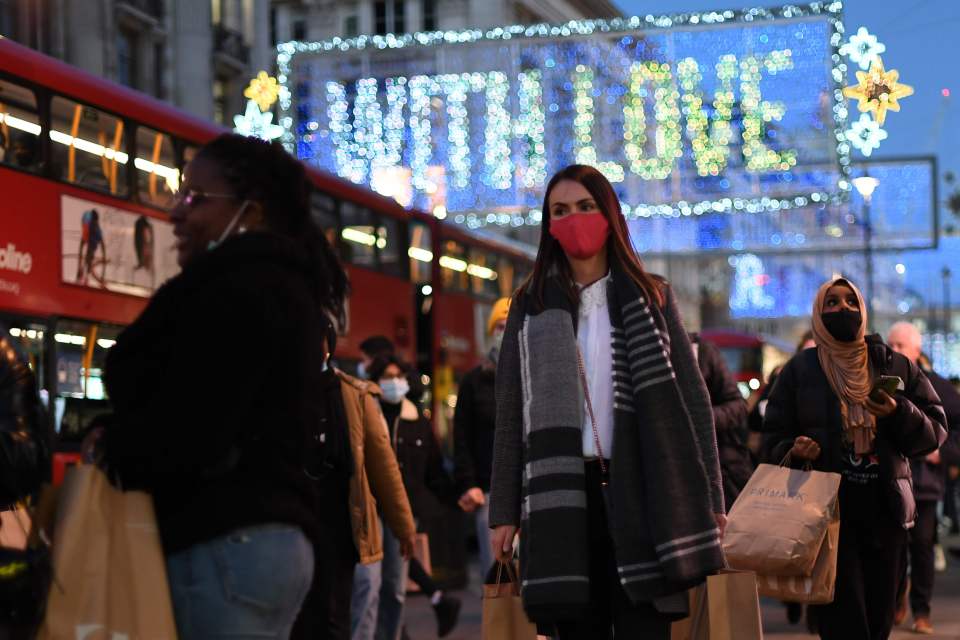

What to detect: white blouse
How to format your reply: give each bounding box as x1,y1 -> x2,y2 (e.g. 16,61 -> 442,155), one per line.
577,273 -> 615,459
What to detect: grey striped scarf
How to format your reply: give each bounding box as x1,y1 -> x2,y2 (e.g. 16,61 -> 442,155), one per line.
499,265 -> 724,622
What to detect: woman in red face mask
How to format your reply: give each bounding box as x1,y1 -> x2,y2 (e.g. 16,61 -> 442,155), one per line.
488,165 -> 727,639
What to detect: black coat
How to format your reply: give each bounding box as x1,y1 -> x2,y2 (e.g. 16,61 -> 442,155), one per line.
762,335 -> 947,528
910,369 -> 960,501
382,397 -> 454,519
453,363 -> 497,494
103,232 -> 330,553
693,335 -> 753,511
0,332 -> 49,508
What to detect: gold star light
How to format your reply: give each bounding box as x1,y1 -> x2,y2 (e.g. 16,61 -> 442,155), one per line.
842,57 -> 913,125
244,71 -> 280,112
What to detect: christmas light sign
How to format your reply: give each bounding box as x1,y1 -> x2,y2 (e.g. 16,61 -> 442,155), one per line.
278,2 -> 849,225
630,156 -> 937,256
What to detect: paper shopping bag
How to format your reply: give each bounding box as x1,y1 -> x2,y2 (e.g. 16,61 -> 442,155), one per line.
757,501 -> 840,604
37,464 -> 178,639
671,570 -> 763,640
481,562 -> 537,640
723,463 -> 840,577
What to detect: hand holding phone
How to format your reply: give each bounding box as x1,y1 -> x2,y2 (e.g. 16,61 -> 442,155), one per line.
870,375 -> 902,402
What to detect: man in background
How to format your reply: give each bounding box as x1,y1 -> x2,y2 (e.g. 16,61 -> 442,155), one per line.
454,298 -> 510,577
690,333 -> 752,511
888,321 -> 960,635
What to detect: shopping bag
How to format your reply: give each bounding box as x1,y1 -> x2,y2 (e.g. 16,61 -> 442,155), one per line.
406,532 -> 432,593
670,570 -> 763,640
723,462 -> 840,577
36,464 -> 178,639
481,561 -> 537,640
756,501 -> 840,604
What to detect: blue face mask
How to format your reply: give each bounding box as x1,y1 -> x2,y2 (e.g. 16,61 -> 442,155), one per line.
379,378 -> 409,405
207,201 -> 250,251
356,362 -> 367,380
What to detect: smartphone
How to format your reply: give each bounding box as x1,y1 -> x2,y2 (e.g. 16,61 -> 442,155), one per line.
870,375 -> 903,400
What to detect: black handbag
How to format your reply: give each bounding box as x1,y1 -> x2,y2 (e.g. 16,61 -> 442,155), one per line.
0,443 -> 52,627
0,540 -> 51,626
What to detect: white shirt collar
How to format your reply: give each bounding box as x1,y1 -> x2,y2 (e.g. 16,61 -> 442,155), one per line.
577,272 -> 610,316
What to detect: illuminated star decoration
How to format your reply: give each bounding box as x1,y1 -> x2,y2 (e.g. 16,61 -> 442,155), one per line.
839,27 -> 886,71
845,114 -> 888,157
244,71 -> 280,112
842,57 -> 913,126
233,100 -> 284,140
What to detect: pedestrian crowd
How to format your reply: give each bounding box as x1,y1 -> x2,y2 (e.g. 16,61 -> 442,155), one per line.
0,142 -> 957,640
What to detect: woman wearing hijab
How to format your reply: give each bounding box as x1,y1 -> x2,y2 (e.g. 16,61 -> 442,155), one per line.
763,277 -> 947,640
489,165 -> 725,639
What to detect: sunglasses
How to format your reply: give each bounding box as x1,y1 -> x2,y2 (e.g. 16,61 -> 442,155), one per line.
174,188 -> 237,208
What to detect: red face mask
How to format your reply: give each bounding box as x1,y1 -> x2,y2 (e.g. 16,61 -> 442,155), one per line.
549,212 -> 610,260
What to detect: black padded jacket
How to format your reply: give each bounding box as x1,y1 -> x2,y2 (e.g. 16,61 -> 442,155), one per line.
103,232 -> 332,553
762,335 -> 947,529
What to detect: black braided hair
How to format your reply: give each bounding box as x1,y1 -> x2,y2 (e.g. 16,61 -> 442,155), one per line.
194,134 -> 349,326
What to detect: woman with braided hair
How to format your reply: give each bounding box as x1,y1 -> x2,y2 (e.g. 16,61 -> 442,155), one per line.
101,134 -> 349,639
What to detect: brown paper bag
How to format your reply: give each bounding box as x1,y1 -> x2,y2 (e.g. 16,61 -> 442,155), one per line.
671,570 -> 763,640
723,463 -> 840,577
481,562 -> 537,640
36,464 -> 178,639
757,502 -> 840,604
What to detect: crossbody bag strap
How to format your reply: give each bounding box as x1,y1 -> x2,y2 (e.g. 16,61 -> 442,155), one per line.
576,346 -> 608,486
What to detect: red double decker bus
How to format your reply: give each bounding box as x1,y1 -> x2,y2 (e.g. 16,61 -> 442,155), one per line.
0,38 -> 532,477
698,329 -> 792,400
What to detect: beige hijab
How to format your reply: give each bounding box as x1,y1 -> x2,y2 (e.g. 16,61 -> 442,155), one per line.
811,277 -> 876,455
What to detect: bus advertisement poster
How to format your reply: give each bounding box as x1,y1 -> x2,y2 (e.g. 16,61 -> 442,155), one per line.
60,195 -> 179,298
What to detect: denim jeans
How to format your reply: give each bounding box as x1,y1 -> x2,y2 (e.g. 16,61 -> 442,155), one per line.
351,559 -> 381,640
375,521 -> 409,640
166,523 -> 314,639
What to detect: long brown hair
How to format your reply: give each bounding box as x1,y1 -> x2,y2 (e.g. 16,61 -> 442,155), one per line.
516,164 -> 664,310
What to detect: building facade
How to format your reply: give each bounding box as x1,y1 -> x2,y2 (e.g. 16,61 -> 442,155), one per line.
0,0 -> 272,124
271,0 -> 621,44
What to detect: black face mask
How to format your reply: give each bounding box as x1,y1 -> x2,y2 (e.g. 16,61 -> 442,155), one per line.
821,309 -> 862,342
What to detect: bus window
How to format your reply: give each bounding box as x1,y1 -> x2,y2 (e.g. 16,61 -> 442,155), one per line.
311,191 -> 339,250
340,201 -> 376,268
135,126 -> 179,209
0,78 -> 41,172
467,248 -> 499,299
376,215 -> 406,278
408,222 -> 432,285
440,239 -> 469,293
50,96 -> 128,196
50,319 -> 122,441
